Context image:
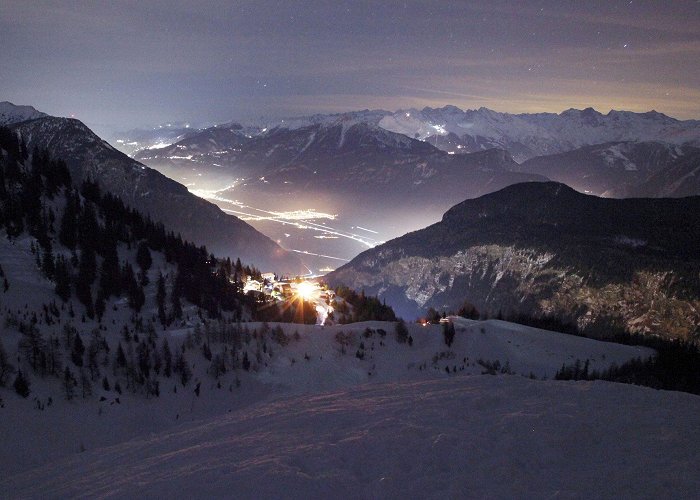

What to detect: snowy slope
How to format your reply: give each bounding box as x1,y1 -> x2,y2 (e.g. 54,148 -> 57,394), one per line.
0,101 -> 46,126
251,318 -> 652,393
0,315 -> 652,476
2,376 -> 699,499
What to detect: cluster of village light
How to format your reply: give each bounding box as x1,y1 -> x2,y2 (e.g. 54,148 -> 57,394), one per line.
243,275 -> 336,325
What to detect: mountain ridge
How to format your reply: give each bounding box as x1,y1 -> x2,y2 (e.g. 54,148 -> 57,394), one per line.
379,105 -> 700,161
326,182 -> 700,339
1,102 -> 301,273
516,141 -> 700,198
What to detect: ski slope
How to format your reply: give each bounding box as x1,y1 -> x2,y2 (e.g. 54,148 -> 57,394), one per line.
2,376 -> 700,499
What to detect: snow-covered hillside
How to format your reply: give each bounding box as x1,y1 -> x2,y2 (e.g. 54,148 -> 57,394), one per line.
1,305 -> 668,497
2,374 -> 699,498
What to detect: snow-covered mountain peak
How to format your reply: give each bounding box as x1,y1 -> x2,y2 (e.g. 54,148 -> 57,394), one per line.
378,105 -> 700,161
0,101 -> 47,125
267,109 -> 390,132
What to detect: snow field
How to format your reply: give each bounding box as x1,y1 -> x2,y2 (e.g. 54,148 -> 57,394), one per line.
2,376 -> 700,498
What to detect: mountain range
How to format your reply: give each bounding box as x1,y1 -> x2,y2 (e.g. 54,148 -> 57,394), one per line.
131,105 -> 700,209
326,182 -> 700,341
134,113 -> 547,271
516,141 -> 700,198
126,105 -> 700,163
131,105 -> 700,273
379,106 -> 700,161
137,118 -> 544,202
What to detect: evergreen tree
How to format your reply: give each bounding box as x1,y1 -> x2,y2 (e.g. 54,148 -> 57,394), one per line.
76,247 -> 97,317
115,342 -> 127,368
395,319 -> 409,344
174,351 -> 192,386
53,255 -> 72,301
45,335 -> 63,377
18,326 -> 47,375
162,339 -> 172,378
98,242 -> 121,298
13,369 -> 30,398
77,202 -> 99,250
121,262 -> 145,312
156,273 -> 167,326
94,291 -> 106,321
41,246 -> 55,280
71,333 -> 85,367
458,300 -> 480,320
63,366 -> 76,400
0,338 -> 15,387
59,190 -> 79,250
171,284 -> 183,320
136,241 -> 152,273
202,342 -> 212,361
80,369 -> 93,399
442,321 -> 456,347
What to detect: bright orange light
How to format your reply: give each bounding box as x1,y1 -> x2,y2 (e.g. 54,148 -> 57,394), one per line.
296,281 -> 316,300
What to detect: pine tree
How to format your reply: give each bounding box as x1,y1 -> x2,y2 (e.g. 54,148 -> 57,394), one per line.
94,291 -> 106,321
59,190 -> 79,250
76,247 -> 96,317
80,369 -> 93,399
63,366 -> 76,400
162,339 -> 172,378
0,339 -> 15,386
47,335 -> 63,376
115,343 -> 127,368
395,319 -> 409,344
41,246 -> 55,280
171,284 -> 183,320
71,333 -> 85,367
121,262 -> 145,312
18,326 -> 47,375
136,241 -> 152,273
156,273 -> 167,326
53,255 -> 71,301
174,351 -> 192,386
458,300 -> 479,320
13,369 -> 30,398
99,242 -> 121,298
442,321 -> 456,347
202,342 -> 212,361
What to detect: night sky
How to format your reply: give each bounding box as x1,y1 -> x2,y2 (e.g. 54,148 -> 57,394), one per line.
3,1 -> 699,136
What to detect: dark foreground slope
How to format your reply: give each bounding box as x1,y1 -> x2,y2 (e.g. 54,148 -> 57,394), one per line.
327,182 -> 700,340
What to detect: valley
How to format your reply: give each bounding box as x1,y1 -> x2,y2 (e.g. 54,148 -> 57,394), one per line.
129,105 -> 700,282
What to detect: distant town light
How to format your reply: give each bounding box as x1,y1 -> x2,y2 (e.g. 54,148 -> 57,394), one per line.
296,281 -> 316,300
